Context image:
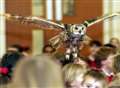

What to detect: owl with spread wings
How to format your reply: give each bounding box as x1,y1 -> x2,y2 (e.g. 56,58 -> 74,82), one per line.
1,12 -> 120,60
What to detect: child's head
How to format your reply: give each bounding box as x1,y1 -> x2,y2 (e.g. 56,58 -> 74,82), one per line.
74,57 -> 88,69
94,47 -> 116,68
63,63 -> 87,88
82,70 -> 107,88
89,40 -> 102,56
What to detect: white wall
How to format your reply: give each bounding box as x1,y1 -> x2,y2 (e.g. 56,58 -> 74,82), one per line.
112,0 -> 120,38
46,0 -> 53,20
32,0 -> 44,55
103,0 -> 120,43
55,0 -> 62,21
32,30 -> 44,55
0,0 -> 6,58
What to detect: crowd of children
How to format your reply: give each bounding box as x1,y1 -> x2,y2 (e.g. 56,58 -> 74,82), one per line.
0,37 -> 120,88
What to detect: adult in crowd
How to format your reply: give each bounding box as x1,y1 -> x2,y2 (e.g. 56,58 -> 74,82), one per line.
10,55 -> 64,88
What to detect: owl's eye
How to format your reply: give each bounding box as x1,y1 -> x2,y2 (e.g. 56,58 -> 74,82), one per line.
75,26 -> 78,30
81,27 -> 84,30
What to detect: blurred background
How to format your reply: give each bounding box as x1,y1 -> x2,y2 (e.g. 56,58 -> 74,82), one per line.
0,0 -> 120,58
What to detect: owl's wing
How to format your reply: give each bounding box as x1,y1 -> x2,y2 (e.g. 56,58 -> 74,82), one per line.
0,13 -> 65,30
81,12 -> 120,28
48,31 -> 67,49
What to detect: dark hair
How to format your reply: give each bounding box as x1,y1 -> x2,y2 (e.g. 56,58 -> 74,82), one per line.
90,40 -> 102,47
104,43 -> 116,49
113,54 -> 120,73
0,51 -> 23,78
94,47 -> 116,68
84,70 -> 105,80
9,44 -> 23,52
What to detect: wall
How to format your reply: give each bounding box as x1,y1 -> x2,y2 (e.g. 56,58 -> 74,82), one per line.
6,0 -> 32,49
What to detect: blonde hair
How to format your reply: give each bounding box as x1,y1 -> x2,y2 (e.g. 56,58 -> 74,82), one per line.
10,54 -> 64,88
63,63 -> 86,83
110,37 -> 120,44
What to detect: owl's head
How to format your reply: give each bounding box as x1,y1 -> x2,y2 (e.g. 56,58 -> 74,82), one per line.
70,24 -> 87,35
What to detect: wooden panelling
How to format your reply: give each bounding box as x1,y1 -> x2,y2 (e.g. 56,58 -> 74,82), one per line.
6,0 -> 32,48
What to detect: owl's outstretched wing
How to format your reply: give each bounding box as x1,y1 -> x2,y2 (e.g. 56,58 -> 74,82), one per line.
0,13 -> 65,30
82,12 -> 120,28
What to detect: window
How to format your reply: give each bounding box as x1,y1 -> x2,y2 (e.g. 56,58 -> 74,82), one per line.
32,0 -> 44,16
63,0 -> 75,16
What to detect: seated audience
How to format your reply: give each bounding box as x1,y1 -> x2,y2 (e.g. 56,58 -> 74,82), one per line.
2,36 -> 120,88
